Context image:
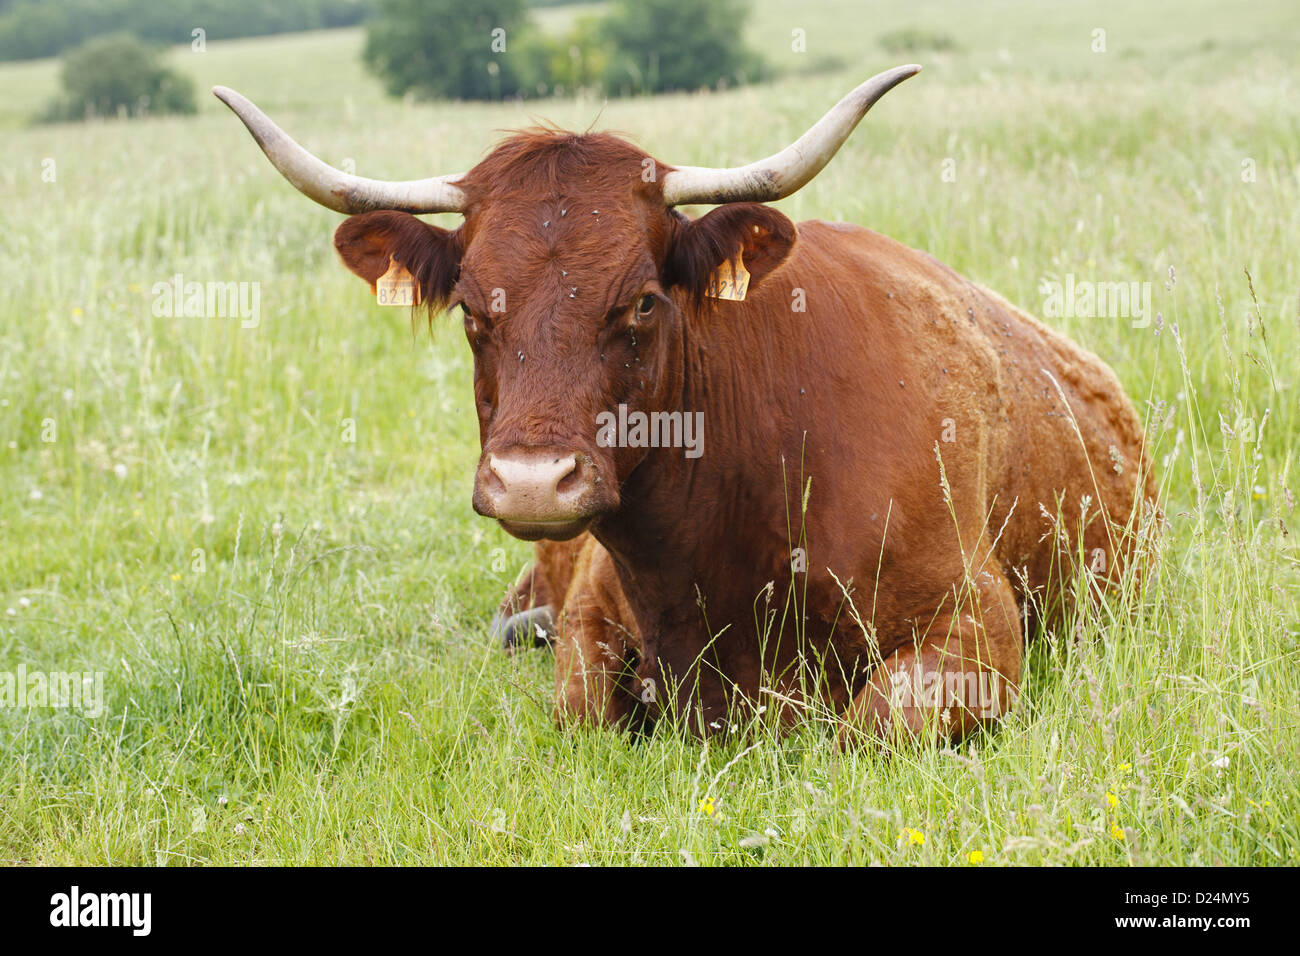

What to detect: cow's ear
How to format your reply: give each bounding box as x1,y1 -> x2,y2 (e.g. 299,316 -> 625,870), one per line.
665,204 -> 796,302
334,211 -> 462,308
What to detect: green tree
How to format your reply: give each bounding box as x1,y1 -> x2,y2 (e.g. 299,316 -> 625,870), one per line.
363,0 -> 541,100
43,32 -> 195,121
537,14 -> 607,95
599,0 -> 767,96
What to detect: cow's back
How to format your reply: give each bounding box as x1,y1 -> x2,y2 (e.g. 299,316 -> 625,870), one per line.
970,280 -> 1157,615
785,221 -> 1156,622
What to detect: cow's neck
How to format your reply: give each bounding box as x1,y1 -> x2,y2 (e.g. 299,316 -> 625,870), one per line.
595,297 -> 806,638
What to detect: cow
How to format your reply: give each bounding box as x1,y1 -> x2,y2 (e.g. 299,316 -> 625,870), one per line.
216,65 -> 1158,745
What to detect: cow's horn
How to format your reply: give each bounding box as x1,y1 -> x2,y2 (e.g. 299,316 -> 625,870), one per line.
212,86 -> 467,214
660,64 -> 920,207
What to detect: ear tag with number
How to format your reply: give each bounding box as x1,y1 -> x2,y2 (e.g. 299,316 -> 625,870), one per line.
705,248 -> 750,301
375,257 -> 419,307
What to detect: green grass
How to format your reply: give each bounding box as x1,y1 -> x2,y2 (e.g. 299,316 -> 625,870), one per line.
1,0 -> 1297,864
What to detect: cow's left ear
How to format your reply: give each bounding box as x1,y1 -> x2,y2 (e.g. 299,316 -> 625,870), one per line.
665,204 -> 796,302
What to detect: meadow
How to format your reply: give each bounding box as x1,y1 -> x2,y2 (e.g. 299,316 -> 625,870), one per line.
0,0 -> 1297,865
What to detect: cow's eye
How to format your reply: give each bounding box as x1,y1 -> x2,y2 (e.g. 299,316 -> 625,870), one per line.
460,304 -> 484,335
635,294 -> 656,318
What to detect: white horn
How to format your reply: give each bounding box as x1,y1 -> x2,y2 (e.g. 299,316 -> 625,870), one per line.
212,86 -> 467,214
660,64 -> 920,206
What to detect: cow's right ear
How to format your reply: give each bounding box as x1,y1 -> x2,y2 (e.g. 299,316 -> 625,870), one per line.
334,211 -> 462,308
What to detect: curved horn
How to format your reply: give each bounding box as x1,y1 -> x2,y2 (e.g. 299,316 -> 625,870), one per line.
660,64 -> 920,207
212,86 -> 467,214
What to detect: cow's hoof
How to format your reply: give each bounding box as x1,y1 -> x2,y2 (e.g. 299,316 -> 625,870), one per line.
490,605 -> 556,651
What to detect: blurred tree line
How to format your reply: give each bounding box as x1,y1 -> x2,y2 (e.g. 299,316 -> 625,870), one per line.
364,0 -> 767,100
0,0 -> 373,61
33,0 -> 767,124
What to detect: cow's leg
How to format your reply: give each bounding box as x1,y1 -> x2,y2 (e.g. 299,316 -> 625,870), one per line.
552,541 -> 642,729
491,560 -> 554,650
840,563 -> 1022,747
553,605 -> 637,728
491,605 -> 556,650
491,535 -> 592,650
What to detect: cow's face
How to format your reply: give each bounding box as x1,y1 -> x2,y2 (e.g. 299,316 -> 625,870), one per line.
333,134 -> 795,541
215,67 -> 916,539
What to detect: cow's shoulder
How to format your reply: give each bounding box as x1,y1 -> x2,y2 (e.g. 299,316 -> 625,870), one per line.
792,219 -> 974,295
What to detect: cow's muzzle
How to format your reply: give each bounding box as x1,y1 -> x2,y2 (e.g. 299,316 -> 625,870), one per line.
472,447 -> 615,540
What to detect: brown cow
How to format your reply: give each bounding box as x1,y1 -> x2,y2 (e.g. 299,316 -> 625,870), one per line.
217,66 -> 1157,744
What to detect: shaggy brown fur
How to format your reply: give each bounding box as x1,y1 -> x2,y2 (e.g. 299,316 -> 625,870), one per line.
334,130 -> 1158,745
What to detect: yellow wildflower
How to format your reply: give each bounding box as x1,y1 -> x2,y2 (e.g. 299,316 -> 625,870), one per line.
967,850 -> 984,864
698,797 -> 715,817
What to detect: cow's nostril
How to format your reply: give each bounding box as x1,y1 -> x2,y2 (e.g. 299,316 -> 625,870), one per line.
484,458 -> 508,496
555,457 -> 583,497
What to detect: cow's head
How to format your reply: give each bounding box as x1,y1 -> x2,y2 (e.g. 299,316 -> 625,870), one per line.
215,66 -> 918,541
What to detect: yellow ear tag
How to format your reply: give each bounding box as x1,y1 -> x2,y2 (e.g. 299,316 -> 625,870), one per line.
375,257 -> 419,307
705,248 -> 750,301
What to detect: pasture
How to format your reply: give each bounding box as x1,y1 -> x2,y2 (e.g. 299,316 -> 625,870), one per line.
1,0 -> 1297,865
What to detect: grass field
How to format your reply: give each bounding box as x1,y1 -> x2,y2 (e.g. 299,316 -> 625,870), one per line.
1,0 -> 1297,865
